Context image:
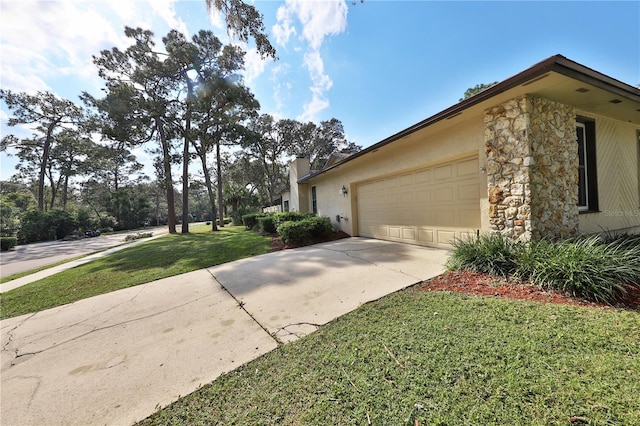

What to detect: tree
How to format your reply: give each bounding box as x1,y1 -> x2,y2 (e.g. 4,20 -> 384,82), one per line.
0,90 -> 83,210
242,114 -> 292,206
0,198 -> 20,237
460,82 -> 498,101
287,118 -> 361,170
90,27 -> 181,233
205,0 -> 276,59
189,39 -> 259,230
48,129 -> 96,210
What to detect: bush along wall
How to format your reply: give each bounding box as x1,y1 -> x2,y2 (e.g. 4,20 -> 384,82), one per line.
277,216 -> 333,245
242,213 -> 266,230
258,216 -> 277,234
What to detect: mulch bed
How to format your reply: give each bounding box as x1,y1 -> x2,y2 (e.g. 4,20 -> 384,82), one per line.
415,270 -> 640,311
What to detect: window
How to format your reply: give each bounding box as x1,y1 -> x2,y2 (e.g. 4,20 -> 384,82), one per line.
283,200 -> 289,212
311,186 -> 317,214
576,118 -> 598,211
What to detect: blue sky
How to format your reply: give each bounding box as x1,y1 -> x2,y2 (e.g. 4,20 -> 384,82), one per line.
1,0 -> 639,181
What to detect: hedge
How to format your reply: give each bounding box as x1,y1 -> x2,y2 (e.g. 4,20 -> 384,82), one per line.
277,216 -> 333,245
242,213 -> 266,230
258,216 -> 277,234
272,211 -> 314,227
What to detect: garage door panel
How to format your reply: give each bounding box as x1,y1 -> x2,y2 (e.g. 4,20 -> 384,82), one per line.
434,164 -> 453,180
415,170 -> 431,184
434,186 -> 454,202
402,228 -> 416,240
459,208 -> 482,227
415,190 -> 431,203
457,158 -> 479,177
357,155 -> 481,248
458,182 -> 480,200
389,227 -> 402,238
418,229 -> 434,243
437,230 -> 456,245
399,174 -> 413,187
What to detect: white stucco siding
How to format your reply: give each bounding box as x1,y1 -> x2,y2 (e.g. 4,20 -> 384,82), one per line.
577,113 -> 640,234
306,116 -> 489,238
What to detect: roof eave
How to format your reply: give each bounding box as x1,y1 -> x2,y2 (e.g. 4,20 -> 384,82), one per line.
298,54 -> 639,184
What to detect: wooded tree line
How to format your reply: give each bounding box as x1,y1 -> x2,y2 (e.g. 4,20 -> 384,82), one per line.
1,25 -> 360,242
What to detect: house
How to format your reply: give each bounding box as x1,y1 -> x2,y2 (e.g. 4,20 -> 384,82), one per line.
282,55 -> 640,248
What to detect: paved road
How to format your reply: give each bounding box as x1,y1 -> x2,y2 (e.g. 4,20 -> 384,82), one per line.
0,227 -> 169,278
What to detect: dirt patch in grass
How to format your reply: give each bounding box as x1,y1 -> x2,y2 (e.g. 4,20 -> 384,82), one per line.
268,231 -> 351,251
416,270 -> 640,311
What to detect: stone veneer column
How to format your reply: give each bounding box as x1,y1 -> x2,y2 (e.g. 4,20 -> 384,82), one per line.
484,95 -> 578,241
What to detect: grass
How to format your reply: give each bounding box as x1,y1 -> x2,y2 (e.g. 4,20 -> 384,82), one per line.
0,225 -> 271,320
139,289 -> 640,425
0,254 -> 90,283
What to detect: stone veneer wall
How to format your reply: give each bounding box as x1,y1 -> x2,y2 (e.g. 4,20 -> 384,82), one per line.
484,95 -> 578,241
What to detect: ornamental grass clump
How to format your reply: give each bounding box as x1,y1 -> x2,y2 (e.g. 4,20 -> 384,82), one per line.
446,233 -> 520,278
448,233 -> 640,305
526,236 -> 640,305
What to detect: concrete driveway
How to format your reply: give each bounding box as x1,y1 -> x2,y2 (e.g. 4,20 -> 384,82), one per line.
1,237 -> 448,426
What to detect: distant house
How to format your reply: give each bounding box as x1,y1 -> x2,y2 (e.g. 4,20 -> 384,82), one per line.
283,55 -> 640,248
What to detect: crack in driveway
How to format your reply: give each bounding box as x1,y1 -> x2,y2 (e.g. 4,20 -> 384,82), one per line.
3,293 -> 213,367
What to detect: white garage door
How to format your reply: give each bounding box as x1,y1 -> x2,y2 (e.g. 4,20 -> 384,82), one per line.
357,156 -> 481,248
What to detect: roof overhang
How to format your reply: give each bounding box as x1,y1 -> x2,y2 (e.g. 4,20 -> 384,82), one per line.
299,54 -> 640,184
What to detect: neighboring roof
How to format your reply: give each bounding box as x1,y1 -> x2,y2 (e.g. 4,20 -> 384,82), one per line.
323,151 -> 355,169
299,54 -> 640,184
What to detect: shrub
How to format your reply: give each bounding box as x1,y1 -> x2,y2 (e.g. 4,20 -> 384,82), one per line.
124,232 -> 153,242
17,209 -> 77,244
258,216 -> 277,234
46,209 -> 76,240
0,199 -> 19,237
525,237 -> 640,305
0,236 -> 17,251
277,216 -> 333,245
447,233 -> 520,278
448,233 -> 640,305
272,211 -> 314,227
242,213 -> 266,230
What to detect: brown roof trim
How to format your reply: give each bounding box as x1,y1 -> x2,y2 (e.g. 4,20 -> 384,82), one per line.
299,54 -> 640,183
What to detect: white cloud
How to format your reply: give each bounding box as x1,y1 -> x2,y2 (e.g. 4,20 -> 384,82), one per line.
0,0 -> 187,98
242,47 -> 271,86
272,0 -> 349,121
271,64 -> 292,111
288,0 -> 348,50
272,5 -> 296,47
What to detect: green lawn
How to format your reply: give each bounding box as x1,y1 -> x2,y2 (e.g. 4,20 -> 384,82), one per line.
140,289 -> 640,425
0,225 -> 271,319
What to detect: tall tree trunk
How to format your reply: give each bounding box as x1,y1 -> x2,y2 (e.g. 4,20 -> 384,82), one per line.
157,118 -> 176,234
48,166 -> 58,211
62,175 -> 69,211
199,153 -> 218,232
38,121 -> 57,211
216,142 -> 224,228
181,78 -> 194,234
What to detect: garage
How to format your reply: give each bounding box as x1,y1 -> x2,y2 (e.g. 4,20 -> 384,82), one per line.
356,156 -> 482,248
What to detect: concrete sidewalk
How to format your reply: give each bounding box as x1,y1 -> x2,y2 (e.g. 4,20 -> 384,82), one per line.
1,237 -> 448,426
